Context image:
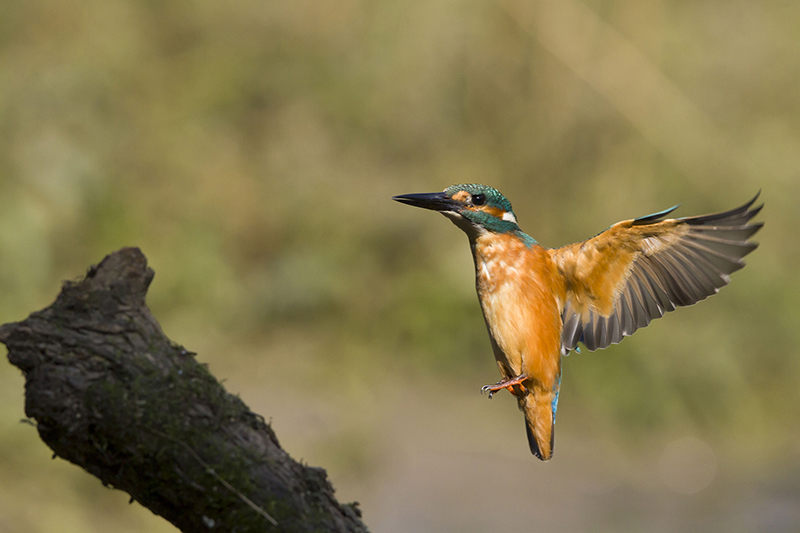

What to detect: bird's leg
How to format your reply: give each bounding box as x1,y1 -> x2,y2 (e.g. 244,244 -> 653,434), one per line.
481,374 -> 528,399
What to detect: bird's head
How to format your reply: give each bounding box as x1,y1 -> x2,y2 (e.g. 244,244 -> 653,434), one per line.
393,184 -> 520,238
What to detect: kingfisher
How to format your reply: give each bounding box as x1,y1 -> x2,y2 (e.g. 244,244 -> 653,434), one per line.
393,184 -> 762,460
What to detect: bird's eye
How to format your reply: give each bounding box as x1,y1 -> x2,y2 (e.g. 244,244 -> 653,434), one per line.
472,194 -> 486,206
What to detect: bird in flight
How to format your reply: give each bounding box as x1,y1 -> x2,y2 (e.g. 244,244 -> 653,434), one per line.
393,184 -> 762,460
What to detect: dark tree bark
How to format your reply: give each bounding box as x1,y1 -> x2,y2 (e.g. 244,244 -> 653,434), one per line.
0,247 -> 368,533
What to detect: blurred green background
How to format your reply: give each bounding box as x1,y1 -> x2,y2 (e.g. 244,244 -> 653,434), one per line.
0,0 -> 798,531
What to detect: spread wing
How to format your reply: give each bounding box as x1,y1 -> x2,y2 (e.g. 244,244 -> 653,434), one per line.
550,193 -> 763,353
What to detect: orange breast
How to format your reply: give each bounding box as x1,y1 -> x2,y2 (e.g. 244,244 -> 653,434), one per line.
473,233 -> 564,388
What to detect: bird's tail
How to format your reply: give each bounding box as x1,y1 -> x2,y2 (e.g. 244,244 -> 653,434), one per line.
519,378 -> 560,461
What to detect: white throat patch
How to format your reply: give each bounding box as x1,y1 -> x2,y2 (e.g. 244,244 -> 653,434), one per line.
442,210 -> 487,238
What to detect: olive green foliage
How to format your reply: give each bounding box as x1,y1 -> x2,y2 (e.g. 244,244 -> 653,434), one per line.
0,0 -> 798,531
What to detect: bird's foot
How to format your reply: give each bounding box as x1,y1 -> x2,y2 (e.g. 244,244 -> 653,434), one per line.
481,374 -> 528,399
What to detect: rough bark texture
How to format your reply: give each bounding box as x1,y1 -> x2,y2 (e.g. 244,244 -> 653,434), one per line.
0,247 -> 368,533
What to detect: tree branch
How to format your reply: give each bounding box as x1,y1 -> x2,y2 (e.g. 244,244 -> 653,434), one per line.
0,247 -> 368,533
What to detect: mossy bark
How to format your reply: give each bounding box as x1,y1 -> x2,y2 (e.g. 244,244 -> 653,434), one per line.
0,247 -> 368,533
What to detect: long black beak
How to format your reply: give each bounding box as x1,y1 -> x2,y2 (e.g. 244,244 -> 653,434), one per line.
392,192 -> 459,212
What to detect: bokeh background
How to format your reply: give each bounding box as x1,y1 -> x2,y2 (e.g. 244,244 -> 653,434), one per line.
0,0 -> 798,531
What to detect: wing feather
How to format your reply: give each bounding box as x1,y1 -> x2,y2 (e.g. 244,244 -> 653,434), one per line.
552,194 -> 763,353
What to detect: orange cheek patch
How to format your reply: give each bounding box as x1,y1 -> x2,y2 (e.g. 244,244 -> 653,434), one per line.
461,204 -> 508,219
451,191 -> 470,203
481,206 -> 506,218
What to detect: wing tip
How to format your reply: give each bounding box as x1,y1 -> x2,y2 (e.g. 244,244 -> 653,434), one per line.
685,191 -> 765,226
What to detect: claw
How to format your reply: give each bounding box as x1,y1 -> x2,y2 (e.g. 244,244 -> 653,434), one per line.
480,374 -> 529,398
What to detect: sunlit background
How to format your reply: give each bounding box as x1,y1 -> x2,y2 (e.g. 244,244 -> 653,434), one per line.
1,1 -> 798,531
